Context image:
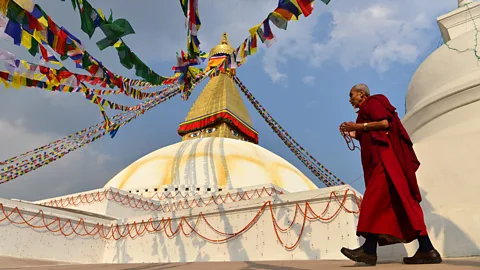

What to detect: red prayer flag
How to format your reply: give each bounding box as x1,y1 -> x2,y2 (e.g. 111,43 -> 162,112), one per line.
293,0 -> 314,17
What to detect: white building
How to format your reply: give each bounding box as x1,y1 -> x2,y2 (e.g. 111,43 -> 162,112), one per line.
402,0 -> 480,258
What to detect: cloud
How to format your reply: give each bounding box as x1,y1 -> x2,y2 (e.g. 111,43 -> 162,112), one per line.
302,76 -> 315,85
0,119 -> 115,201
260,0 -> 454,81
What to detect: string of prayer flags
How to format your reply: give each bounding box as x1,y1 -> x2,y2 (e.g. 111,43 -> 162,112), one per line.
0,74 -> 211,184
63,0 -> 172,85
234,0 -> 332,66
4,0 -> 175,88
0,49 -> 165,99
0,70 -> 167,111
3,1 -> 115,84
171,49 -> 208,100
233,76 -> 345,187
179,0 -> 201,57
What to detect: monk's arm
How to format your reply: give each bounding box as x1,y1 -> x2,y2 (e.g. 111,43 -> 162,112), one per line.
354,119 -> 389,131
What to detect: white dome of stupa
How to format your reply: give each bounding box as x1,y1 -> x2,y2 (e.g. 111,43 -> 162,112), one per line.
104,137 -> 318,194
404,2 -> 480,142
406,30 -> 480,113
398,1 -> 480,258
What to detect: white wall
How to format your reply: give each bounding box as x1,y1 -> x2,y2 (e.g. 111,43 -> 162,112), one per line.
0,185 -> 363,264
0,198 -> 111,264
102,186 -> 361,263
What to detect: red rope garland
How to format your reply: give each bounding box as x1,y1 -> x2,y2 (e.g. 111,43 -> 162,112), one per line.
1,189 -> 362,249
40,187 -> 284,213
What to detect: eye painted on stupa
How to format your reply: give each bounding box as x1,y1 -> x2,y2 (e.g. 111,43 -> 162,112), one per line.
231,129 -> 239,137
190,131 -> 201,138
206,127 -> 216,134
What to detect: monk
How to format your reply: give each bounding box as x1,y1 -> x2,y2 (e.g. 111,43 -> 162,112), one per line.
338,84 -> 442,266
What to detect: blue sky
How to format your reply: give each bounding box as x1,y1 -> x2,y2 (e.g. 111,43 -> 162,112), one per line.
0,0 -> 457,200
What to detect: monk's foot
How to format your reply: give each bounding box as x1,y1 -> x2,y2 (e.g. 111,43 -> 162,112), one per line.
403,249 -> 442,264
340,247 -> 377,266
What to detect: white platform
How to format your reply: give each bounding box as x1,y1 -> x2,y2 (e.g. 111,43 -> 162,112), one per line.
0,185 -> 363,264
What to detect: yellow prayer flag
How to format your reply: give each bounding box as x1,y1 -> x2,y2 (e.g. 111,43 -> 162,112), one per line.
37,16 -> 48,27
20,60 -> 30,70
21,30 -> 32,50
249,23 -> 262,37
12,73 -> 21,89
33,29 -> 47,42
34,74 -> 45,81
0,78 -> 9,89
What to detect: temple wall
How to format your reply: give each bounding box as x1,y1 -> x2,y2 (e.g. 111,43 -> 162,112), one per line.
403,58 -> 480,258
403,132 -> 480,257
0,185 -> 364,264
102,186 -> 362,263
0,198 -> 110,264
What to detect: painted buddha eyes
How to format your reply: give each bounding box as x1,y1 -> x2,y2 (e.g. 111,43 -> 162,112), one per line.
190,128 -> 215,138
231,130 -> 239,137
190,131 -> 200,138
206,128 -> 216,134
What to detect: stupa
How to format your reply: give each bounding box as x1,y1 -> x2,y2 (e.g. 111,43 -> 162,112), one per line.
0,33 -> 361,264
103,33 -> 318,194
401,0 -> 480,257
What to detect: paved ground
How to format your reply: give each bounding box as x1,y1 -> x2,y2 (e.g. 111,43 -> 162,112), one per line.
0,256 -> 479,269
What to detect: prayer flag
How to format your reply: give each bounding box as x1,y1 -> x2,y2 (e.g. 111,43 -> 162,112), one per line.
292,0 -> 314,17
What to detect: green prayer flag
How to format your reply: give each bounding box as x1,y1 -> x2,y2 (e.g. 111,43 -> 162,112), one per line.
96,18 -> 135,50
6,0 -> 24,23
82,53 -> 93,68
179,0 -> 188,17
78,0 -> 96,38
115,42 -> 134,69
28,38 -> 39,56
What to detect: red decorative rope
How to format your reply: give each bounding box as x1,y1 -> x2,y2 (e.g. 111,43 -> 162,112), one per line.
0,189 -> 362,250
40,187 -> 284,213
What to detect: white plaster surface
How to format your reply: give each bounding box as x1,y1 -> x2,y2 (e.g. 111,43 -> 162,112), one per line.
401,3 -> 480,258
438,2 -> 480,43
101,185 -> 361,263
0,185 -> 363,264
0,198 -> 112,264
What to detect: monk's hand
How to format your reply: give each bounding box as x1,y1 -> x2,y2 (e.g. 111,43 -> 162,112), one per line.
340,121 -> 358,132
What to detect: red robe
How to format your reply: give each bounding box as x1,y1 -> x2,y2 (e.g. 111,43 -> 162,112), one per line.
355,94 -> 427,246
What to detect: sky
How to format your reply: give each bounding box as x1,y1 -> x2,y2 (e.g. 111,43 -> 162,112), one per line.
0,0 -> 458,201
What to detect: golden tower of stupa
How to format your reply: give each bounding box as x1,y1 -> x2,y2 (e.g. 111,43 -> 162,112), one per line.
177,33 -> 259,143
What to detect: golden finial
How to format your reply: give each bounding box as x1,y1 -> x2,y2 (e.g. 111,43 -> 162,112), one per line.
209,32 -> 234,57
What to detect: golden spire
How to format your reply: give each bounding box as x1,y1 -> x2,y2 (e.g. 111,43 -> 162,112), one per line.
209,32 -> 235,56
177,33 -> 258,144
